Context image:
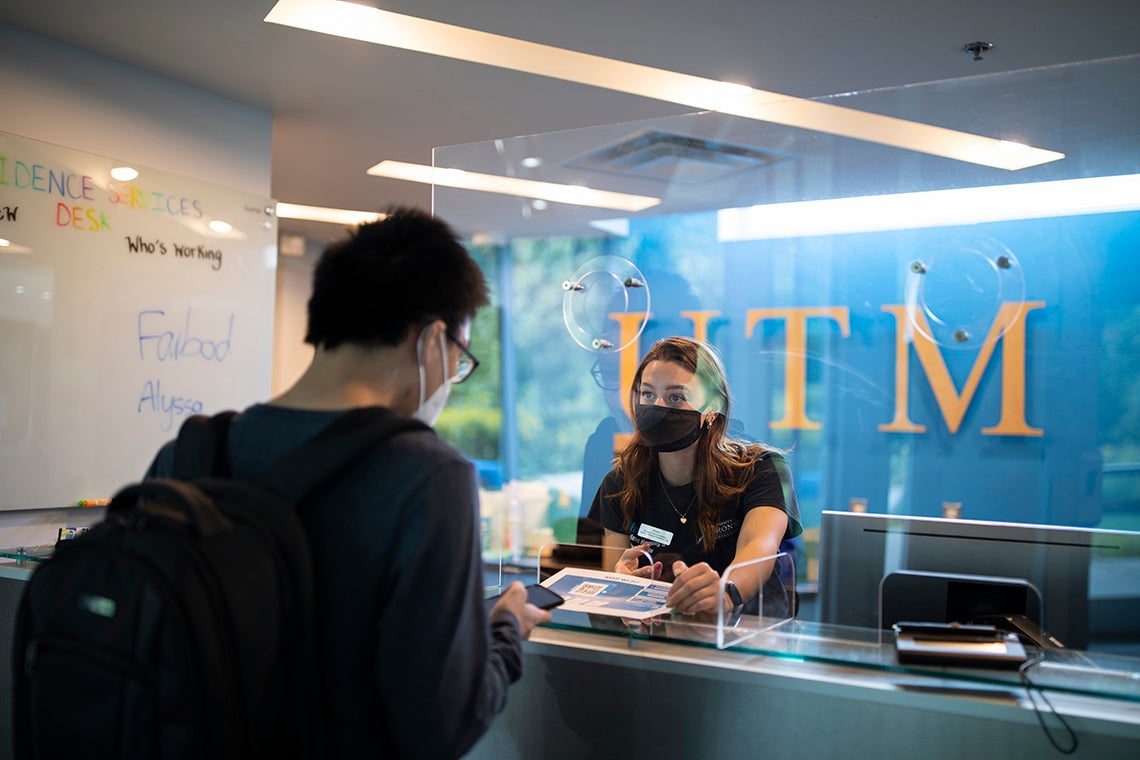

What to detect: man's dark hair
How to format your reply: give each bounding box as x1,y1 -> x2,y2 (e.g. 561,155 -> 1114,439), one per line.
305,206 -> 490,349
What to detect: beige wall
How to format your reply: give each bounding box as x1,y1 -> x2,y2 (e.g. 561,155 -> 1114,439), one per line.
273,244 -> 319,395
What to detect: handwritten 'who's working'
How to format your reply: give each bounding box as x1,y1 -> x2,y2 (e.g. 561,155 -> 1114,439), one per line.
126,236 -> 223,271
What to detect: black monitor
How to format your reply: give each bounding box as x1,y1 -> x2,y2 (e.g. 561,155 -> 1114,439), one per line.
816,510 -> 1122,650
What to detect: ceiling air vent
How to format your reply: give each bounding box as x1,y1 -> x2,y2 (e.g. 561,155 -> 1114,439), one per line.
566,130 -> 789,185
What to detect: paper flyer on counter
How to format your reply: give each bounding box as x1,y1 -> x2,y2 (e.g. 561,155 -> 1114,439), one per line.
540,567 -> 672,620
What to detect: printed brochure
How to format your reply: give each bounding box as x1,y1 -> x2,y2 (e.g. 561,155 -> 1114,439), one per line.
540,567 -> 672,620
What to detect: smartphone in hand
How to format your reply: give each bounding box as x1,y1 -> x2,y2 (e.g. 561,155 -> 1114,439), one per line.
485,583 -> 565,613
523,583 -> 565,610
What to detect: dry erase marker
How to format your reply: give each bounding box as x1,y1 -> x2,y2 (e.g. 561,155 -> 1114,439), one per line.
77,498 -> 110,507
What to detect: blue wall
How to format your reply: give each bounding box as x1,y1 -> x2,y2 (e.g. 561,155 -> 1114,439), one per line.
608,210 -> 1140,529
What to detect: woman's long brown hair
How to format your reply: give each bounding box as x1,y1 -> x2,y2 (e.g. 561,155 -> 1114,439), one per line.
611,337 -> 773,550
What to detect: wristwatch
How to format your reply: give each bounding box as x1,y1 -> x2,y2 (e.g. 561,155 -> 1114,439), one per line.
724,580 -> 744,612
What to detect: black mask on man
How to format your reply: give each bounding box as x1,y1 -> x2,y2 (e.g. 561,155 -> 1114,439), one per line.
634,405 -> 704,452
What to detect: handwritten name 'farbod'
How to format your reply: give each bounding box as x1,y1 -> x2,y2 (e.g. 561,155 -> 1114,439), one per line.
137,308 -> 234,362
607,301 -> 1047,438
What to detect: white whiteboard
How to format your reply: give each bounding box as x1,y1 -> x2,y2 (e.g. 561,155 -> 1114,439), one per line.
0,130 -> 276,509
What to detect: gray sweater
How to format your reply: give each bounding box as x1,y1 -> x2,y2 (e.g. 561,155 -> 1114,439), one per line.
148,403 -> 521,759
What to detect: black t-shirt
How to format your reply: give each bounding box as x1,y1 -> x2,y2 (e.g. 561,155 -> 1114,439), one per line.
587,451 -> 802,576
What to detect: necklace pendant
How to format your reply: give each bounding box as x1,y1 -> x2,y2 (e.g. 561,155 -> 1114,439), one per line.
680,516 -> 687,524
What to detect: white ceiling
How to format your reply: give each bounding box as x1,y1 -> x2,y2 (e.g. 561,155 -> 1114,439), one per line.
2,0 -> 1138,243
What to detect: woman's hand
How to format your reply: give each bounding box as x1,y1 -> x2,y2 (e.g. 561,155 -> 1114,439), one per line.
614,541 -> 662,579
665,560 -> 725,615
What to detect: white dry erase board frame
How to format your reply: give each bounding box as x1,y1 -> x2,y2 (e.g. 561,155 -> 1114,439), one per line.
0,130 -> 277,510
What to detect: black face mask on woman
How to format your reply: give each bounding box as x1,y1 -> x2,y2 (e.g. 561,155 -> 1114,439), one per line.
634,405 -> 704,452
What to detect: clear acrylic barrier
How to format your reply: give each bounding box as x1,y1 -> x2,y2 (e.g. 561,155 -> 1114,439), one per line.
477,486 -> 509,596
715,552 -> 794,650
446,54 -> 1140,704
483,555 -> 502,598
819,511 -> 1140,655
484,540 -> 1140,703
529,543 -> 793,650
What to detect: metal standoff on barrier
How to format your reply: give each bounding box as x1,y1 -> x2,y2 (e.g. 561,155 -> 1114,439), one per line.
904,236 -> 1025,351
562,255 -> 650,352
963,41 -> 994,61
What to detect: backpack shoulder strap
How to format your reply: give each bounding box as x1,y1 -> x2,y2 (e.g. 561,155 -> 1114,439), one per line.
172,410 -> 240,479
171,406 -> 429,503
256,406 -> 430,502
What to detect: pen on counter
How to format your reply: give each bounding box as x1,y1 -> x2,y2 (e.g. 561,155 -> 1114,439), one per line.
76,498 -> 110,507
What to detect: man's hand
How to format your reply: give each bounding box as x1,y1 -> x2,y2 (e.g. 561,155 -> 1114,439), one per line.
489,581 -> 552,638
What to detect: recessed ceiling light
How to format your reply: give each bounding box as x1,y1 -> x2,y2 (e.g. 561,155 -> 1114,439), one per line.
264,0 -> 1064,170
0,238 -> 32,254
110,166 -> 139,182
367,160 -> 661,212
275,203 -> 385,225
208,220 -> 233,234
520,157 -> 542,169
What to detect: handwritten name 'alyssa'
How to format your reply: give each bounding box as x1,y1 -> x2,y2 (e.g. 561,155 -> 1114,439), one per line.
137,378 -> 204,432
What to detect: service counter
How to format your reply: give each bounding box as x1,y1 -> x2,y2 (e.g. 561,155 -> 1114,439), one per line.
5,553 -> 1140,759
471,550 -> 1140,759
469,620 -> 1140,759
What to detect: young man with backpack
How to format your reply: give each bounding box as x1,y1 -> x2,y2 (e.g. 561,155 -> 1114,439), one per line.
147,207 -> 550,757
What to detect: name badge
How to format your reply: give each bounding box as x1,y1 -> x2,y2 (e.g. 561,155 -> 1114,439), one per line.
637,523 -> 673,546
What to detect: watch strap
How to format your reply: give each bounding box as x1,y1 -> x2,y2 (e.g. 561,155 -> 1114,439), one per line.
724,580 -> 744,611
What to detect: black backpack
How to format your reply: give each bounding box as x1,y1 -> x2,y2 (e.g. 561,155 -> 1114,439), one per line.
12,406 -> 427,760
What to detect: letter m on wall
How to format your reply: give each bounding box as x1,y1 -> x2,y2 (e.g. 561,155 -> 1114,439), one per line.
880,302 -> 1046,437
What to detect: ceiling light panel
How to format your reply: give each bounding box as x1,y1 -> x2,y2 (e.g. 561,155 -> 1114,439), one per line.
265,0 -> 1064,171
716,174 -> 1140,241
275,202 -> 384,225
366,160 -> 661,212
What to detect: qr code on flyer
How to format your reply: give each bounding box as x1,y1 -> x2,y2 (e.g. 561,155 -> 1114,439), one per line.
568,581 -> 609,597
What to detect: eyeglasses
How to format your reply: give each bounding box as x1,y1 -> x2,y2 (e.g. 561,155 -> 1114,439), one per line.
445,328 -> 480,384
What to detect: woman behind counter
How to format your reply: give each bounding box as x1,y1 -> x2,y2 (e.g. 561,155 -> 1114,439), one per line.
587,336 -> 802,617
